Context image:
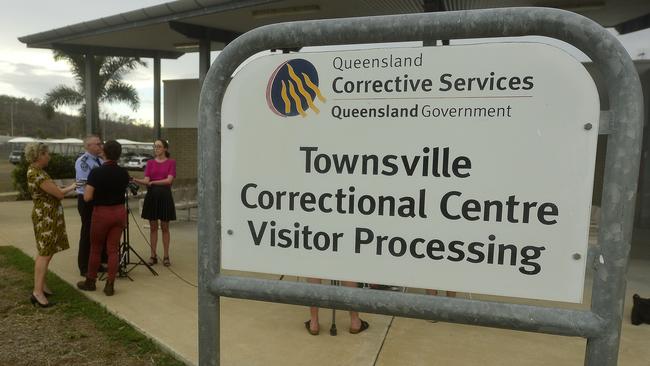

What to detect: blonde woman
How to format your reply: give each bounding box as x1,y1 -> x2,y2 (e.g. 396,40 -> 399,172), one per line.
25,143 -> 76,307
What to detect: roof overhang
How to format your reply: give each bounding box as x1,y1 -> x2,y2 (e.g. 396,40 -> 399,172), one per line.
18,0 -> 650,57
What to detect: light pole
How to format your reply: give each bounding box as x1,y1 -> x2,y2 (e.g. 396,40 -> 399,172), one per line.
5,101 -> 14,136
10,103 -> 14,136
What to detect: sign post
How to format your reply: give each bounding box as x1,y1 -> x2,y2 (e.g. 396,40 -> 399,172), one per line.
198,8 -> 643,366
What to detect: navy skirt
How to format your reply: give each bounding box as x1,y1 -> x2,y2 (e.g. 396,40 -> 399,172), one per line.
141,185 -> 176,221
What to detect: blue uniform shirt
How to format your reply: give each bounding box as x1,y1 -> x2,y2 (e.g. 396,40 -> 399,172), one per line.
75,152 -> 103,195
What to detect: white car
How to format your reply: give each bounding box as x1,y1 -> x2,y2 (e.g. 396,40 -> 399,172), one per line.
125,156 -> 152,170
8,151 -> 24,164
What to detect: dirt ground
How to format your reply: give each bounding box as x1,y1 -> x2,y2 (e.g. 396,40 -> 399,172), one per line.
0,250 -> 183,366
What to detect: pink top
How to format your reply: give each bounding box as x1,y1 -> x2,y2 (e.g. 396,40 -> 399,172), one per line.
144,159 -> 176,182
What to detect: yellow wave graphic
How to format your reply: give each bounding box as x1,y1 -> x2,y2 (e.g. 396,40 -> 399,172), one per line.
287,81 -> 306,117
287,64 -> 319,114
302,73 -> 326,103
280,80 -> 291,114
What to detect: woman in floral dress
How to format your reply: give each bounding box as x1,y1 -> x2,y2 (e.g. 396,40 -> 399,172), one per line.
25,143 -> 76,307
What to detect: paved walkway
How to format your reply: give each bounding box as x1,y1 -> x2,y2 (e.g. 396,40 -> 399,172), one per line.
1,199 -> 649,365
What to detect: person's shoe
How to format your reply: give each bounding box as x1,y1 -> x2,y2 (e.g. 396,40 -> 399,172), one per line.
304,320 -> 319,335
163,257 -> 171,267
349,319 -> 370,334
103,281 -> 115,296
147,256 -> 158,266
77,278 -> 96,291
30,294 -> 55,308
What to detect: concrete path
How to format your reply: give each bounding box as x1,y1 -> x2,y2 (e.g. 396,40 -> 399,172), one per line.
1,199 -> 649,365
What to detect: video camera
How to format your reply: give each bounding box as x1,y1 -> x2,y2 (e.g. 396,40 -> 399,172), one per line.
127,180 -> 139,196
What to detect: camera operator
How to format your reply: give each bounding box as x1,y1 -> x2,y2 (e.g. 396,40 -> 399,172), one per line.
77,140 -> 130,296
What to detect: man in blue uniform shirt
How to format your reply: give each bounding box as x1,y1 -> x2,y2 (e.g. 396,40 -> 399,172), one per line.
75,135 -> 106,276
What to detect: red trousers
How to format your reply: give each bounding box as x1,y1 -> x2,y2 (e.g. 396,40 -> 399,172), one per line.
87,204 -> 125,282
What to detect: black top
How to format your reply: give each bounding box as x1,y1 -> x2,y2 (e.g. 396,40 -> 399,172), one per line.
86,162 -> 130,206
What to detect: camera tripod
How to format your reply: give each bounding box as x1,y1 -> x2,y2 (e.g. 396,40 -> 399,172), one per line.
118,192 -> 158,280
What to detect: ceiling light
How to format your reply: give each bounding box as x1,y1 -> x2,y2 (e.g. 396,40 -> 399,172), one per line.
252,5 -> 320,19
174,42 -> 199,50
560,1 -> 606,12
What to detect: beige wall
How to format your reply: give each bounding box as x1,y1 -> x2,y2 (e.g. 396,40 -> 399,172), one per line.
164,79 -> 200,180
166,127 -> 197,180
164,79 -> 199,129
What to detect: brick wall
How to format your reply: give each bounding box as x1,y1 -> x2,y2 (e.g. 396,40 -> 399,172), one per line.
165,127 -> 197,180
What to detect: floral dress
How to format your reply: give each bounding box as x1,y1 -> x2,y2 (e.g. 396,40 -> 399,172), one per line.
27,166 -> 70,256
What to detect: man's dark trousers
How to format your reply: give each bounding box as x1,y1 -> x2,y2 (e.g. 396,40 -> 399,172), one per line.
77,195 -> 107,275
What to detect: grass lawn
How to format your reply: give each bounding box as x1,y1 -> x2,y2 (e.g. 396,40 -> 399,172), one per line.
0,246 -> 186,366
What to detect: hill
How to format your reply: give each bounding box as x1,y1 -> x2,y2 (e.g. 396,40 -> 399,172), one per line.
0,94 -> 153,141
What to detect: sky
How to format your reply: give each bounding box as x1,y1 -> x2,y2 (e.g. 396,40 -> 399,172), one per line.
1,1 -> 649,127
0,0 -> 197,125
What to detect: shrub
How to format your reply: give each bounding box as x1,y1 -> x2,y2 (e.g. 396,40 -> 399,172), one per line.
12,153 -> 76,200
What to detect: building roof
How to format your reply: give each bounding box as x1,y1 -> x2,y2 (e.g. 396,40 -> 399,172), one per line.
18,0 -> 650,58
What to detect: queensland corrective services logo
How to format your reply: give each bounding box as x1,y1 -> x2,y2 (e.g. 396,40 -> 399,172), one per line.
266,59 -> 326,118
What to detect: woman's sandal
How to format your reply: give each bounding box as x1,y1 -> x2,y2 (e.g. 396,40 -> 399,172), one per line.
349,319 -> 370,334
304,320 -> 319,335
148,256 -> 158,266
163,257 -> 171,267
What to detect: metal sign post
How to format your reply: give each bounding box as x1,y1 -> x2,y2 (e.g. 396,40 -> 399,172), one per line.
198,7 -> 643,366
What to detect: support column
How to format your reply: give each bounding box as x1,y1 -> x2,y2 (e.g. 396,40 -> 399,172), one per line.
198,36 -> 217,366
154,56 -> 161,140
199,39 -> 211,87
84,54 -> 98,135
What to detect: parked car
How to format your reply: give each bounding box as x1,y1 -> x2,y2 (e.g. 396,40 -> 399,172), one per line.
125,155 -> 152,170
118,152 -> 137,167
8,151 -> 24,164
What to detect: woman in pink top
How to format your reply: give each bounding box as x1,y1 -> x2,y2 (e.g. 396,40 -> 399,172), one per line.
134,139 -> 176,266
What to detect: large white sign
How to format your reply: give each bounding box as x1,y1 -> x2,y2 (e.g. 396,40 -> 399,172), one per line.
220,43 -> 599,303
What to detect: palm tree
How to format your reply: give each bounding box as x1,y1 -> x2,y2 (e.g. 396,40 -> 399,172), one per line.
44,50 -> 147,135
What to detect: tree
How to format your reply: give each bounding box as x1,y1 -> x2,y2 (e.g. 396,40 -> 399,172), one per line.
44,50 -> 147,135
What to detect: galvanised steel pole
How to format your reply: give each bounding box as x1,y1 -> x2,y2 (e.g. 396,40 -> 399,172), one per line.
198,8 -> 643,366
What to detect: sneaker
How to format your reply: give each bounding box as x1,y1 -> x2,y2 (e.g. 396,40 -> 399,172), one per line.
103,281 -> 114,296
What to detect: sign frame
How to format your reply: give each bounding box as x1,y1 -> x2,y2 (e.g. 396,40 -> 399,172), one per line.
198,7 -> 643,366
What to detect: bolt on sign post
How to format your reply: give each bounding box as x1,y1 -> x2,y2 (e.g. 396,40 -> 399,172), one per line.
198,8 -> 643,366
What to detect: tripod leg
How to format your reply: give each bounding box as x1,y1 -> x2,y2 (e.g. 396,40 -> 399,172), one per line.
122,198 -> 158,277
127,244 -> 159,276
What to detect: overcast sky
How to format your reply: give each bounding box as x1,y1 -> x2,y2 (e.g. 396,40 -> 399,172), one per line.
0,0 -> 198,125
1,1 -> 649,127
